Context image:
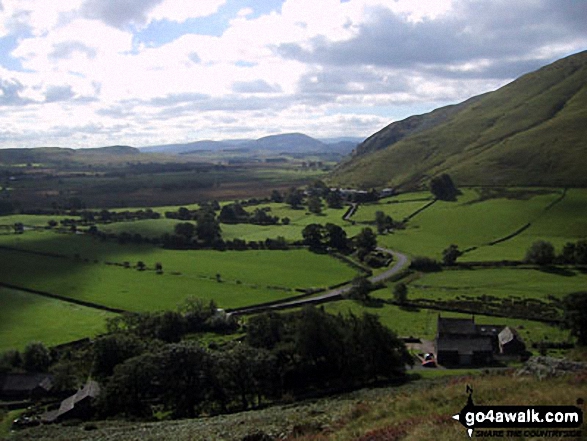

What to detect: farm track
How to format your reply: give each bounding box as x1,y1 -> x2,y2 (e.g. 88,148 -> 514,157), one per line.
231,247 -> 409,315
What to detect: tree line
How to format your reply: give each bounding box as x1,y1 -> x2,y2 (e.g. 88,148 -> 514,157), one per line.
2,303 -> 413,420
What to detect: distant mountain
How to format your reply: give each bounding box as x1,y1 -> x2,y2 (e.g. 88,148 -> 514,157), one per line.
141,133 -> 360,156
78,145 -> 140,156
331,50 -> 587,189
140,140 -> 240,154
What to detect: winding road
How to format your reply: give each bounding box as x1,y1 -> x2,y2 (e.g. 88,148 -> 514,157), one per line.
232,247 -> 409,315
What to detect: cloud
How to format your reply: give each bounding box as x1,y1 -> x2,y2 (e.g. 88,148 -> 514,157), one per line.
81,0 -> 162,30
231,79 -> 282,93
0,77 -> 32,106
44,85 -> 75,103
80,0 -> 226,30
49,41 -> 97,59
188,52 -> 201,63
276,0 -> 587,79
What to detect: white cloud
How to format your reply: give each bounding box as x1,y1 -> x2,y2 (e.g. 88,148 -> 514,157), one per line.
149,0 -> 226,23
0,0 -> 586,148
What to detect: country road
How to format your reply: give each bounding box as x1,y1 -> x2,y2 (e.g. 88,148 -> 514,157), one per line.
232,247 -> 409,315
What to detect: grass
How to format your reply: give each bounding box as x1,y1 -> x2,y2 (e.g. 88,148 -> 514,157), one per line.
352,199 -> 434,223
0,231 -> 359,312
97,218 -> 179,238
0,215 -> 81,228
464,188 -> 587,261
0,287 -> 114,352
376,188 -> 574,260
409,267 -> 587,303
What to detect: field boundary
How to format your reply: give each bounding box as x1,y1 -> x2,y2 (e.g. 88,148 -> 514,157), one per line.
389,299 -> 561,324
0,282 -> 126,314
486,222 -> 532,246
402,199 -> 437,222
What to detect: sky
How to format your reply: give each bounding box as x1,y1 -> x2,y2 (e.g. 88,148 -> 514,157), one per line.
0,0 -> 586,149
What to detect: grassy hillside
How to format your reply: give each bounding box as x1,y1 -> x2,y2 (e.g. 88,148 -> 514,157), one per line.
8,368 -> 586,440
331,50 -> 587,189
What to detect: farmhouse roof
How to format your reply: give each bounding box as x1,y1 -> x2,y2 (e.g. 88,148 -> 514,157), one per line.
498,326 -> 523,346
0,373 -> 53,396
47,380 -> 101,422
437,316 -> 477,336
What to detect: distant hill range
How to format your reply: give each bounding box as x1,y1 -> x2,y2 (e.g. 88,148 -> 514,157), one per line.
0,145 -> 140,164
0,135 -> 362,165
141,133 -> 362,155
330,50 -> 587,189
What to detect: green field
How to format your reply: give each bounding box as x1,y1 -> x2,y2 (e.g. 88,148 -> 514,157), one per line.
0,287 -> 113,351
463,188 -> 587,261
352,199 -> 433,223
376,188 -> 587,261
0,230 -> 358,312
408,267 -> 587,303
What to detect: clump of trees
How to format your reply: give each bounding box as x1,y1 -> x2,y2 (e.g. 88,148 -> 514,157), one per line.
410,256 -> 441,272
429,174 -> 459,201
524,239 -> 587,266
442,244 -> 463,266
92,307 -> 411,419
525,240 -> 555,265
302,223 -> 349,252
219,203 -> 280,225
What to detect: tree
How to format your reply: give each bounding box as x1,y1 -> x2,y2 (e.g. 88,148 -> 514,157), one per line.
430,174 -> 459,201
157,342 -> 213,417
325,223 -> 348,251
325,189 -> 343,209
0,349 -> 22,372
347,276 -> 372,303
285,188 -> 303,209
393,282 -> 408,304
355,227 -> 377,252
195,209 -> 221,245
214,343 -> 276,410
575,240 -> 587,264
561,242 -> 576,264
92,334 -> 146,378
442,244 -> 462,266
23,342 -> 51,372
525,240 -> 555,265
100,352 -> 164,417
302,223 -> 325,250
270,189 -> 283,203
375,211 -> 393,234
307,195 -> 322,214
174,222 -> 195,239
562,292 -> 587,346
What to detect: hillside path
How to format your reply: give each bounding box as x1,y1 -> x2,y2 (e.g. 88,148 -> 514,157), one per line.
232,247 -> 409,315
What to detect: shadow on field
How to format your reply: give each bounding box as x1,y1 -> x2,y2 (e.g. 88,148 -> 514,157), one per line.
536,266 -> 577,277
0,231 -> 159,305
